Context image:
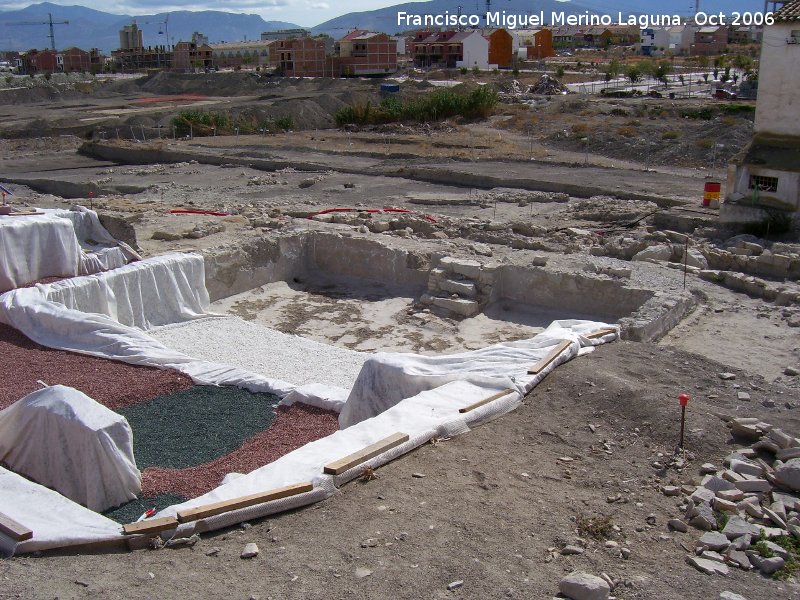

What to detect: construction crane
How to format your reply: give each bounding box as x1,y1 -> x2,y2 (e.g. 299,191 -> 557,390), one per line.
144,15 -> 171,48
5,12 -> 69,50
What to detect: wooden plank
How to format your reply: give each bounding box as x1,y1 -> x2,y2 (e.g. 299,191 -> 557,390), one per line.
177,482 -> 314,524
586,328 -> 617,340
323,432 -> 410,475
122,516 -> 178,536
459,388 -> 516,414
0,513 -> 32,542
527,340 -> 573,375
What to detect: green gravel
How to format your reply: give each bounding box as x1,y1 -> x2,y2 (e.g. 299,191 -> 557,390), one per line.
118,386 -> 278,470
103,494 -> 186,525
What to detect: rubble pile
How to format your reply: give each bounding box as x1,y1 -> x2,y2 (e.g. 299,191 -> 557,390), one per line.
670,418 -> 800,579
531,74 -> 570,95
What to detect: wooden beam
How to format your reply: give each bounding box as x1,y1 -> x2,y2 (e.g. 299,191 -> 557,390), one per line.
527,340 -> 573,375
0,513 -> 32,542
323,432 -> 410,475
459,388 -> 516,414
586,328 -> 617,340
176,482 -> 314,524
122,516 -> 178,536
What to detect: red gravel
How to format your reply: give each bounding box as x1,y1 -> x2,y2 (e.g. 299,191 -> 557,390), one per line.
141,403 -> 339,498
0,323 -> 194,411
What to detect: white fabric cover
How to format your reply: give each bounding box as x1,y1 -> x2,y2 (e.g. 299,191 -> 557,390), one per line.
0,206 -> 133,292
0,466 -> 122,557
0,213 -> 80,292
339,320 -> 615,428
0,254 -> 296,399
0,385 -> 141,512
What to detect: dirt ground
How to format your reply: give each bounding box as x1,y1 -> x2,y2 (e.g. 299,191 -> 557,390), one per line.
0,74 -> 798,599
3,343 -> 800,600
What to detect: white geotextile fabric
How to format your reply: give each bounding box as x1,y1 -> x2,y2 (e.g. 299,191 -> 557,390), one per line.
0,466 -> 122,557
339,320 -> 617,428
0,386 -> 141,512
0,212 -> 80,292
157,380 -> 514,525
0,206 -> 132,293
0,254 -> 295,399
151,316 -> 368,400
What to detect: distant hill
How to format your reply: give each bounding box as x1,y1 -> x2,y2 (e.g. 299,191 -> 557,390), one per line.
0,3 -> 301,53
312,0 -> 768,36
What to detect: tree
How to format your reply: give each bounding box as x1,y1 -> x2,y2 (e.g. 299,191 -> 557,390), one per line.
655,61 -> 672,87
626,64 -> 641,84
556,65 -> 565,78
697,55 -> 709,69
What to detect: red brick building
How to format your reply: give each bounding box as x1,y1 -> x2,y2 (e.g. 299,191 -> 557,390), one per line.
269,36 -> 333,77
484,29 -> 513,68
331,31 -> 397,77
19,49 -> 60,74
172,40 -> 213,71
691,26 -> 730,55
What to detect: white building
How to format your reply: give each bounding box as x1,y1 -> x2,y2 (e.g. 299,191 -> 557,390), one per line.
667,24 -> 697,55
210,40 -> 273,68
640,27 -> 670,56
456,30 -> 490,70
724,0 -> 800,222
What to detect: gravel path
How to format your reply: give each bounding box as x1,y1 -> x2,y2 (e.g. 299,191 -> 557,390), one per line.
0,323 -> 194,411
151,316 -> 369,391
141,403 -> 339,499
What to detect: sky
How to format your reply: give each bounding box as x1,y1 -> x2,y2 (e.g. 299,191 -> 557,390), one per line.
0,0 -> 415,26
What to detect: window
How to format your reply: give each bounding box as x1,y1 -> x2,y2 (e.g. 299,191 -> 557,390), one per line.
749,175 -> 779,193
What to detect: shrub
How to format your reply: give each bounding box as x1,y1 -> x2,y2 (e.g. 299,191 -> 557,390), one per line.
662,130 -> 680,139
609,107 -> 627,116
460,67 -> 468,75
334,86 -> 499,126
555,66 -> 565,78
275,116 -> 294,131
681,107 -> 716,120
696,138 -> 714,149
616,126 -> 636,137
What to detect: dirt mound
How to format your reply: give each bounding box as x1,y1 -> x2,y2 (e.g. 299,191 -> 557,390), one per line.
137,71 -> 267,97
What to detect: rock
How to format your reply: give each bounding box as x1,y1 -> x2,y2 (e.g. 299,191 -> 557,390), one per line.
690,487 -> 716,505
361,538 -> 379,548
720,592 -> 748,600
447,580 -> 464,591
724,549 -> 752,570
698,531 -> 730,551
632,245 -> 672,263
689,505 -> 718,530
354,567 -> 373,578
700,463 -> 718,474
719,372 -> 737,380
686,556 -> 730,575
558,572 -> 610,600
298,178 -> 317,189
737,391 -> 751,401
700,550 -> 726,563
668,519 -> 688,533
151,230 -> 183,241
717,488 -> 744,502
205,547 -> 221,556
703,476 -> 736,493
785,366 -> 799,376
731,534 -> 752,551
729,459 -> 763,477
620,547 -> 631,559
662,485 -> 680,497
776,459 -> 800,492
561,545 -> 585,555
241,543 -> 259,559
412,472 -> 426,478
749,554 -> 785,575
733,479 -> 772,493
713,498 -> 738,513
722,516 -> 760,539
763,540 -> 790,559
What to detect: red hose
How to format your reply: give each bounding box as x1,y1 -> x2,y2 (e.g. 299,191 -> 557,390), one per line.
169,209 -> 230,217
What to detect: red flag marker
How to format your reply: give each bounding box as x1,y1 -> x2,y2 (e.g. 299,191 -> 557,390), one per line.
678,393 -> 690,449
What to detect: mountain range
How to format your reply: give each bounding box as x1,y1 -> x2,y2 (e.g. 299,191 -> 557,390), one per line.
0,3 -> 299,53
0,1 -> 769,53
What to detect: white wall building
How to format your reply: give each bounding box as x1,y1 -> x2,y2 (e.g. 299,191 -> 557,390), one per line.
456,31 -> 490,70
667,24 -> 697,55
640,27 -> 670,56
724,0 -> 800,220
